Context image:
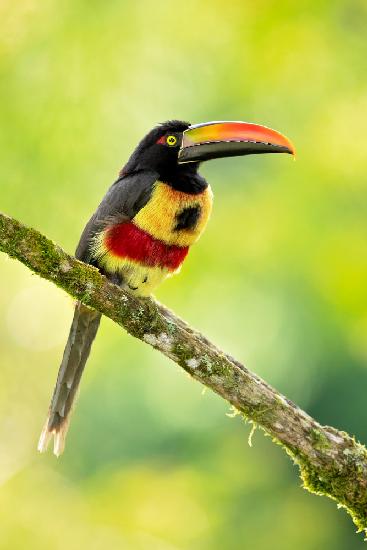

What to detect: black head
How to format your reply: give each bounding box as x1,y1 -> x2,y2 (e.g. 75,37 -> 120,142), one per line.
121,120 -> 193,182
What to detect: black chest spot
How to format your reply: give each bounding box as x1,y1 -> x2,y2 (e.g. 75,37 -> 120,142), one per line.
174,205 -> 201,231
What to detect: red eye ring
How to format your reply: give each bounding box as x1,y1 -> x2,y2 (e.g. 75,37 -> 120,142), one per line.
157,134 -> 178,146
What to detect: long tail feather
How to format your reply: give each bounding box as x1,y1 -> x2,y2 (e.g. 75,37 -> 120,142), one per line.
38,302 -> 101,456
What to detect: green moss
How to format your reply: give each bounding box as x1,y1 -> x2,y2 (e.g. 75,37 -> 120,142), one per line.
248,422 -> 257,447
300,459 -> 367,534
240,408 -> 367,536
165,320 -> 177,335
309,428 -> 331,451
0,215 -> 105,308
201,354 -> 213,373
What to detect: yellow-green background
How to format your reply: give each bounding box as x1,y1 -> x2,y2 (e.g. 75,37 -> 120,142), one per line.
1,1 -> 366,548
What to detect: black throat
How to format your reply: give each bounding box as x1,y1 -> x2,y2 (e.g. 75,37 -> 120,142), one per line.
160,163 -> 208,195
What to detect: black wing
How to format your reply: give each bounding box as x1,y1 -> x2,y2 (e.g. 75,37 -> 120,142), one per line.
75,169 -> 158,263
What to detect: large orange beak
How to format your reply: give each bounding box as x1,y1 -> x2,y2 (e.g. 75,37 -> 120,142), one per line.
178,121 -> 295,163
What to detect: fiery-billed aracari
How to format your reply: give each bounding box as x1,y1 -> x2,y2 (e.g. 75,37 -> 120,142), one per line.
38,120 -> 294,456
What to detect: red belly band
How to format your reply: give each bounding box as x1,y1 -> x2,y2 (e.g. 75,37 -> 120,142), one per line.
105,222 -> 189,271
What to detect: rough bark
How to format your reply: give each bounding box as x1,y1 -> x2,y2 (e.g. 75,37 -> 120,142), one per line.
1,211 -> 366,534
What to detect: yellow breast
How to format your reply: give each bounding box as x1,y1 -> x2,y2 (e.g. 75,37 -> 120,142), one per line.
133,181 -> 213,247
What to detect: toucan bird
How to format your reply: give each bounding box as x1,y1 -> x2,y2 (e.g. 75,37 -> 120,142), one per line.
38,120 -> 294,456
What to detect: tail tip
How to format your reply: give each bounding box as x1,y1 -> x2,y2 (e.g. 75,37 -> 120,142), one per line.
37,416 -> 67,457
38,418 -> 52,453
53,431 -> 66,457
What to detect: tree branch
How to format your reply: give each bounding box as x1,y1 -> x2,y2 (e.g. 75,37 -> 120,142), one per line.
1,210 -> 366,534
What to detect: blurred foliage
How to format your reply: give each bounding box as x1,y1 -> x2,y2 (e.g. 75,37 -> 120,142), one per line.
0,0 -> 367,548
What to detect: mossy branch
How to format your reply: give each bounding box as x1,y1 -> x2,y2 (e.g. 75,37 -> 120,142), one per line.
1,210 -> 367,535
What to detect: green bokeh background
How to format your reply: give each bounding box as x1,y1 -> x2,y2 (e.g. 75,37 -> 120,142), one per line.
1,1 -> 367,548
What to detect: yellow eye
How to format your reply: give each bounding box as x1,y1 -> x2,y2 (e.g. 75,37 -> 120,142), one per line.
166,135 -> 177,146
